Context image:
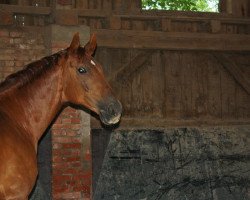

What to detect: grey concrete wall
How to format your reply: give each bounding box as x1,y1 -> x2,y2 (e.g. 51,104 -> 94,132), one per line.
92,126 -> 250,200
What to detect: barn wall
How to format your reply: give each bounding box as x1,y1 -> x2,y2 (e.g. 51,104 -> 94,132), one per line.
93,49 -> 250,127
0,0 -> 250,200
85,1 -> 250,200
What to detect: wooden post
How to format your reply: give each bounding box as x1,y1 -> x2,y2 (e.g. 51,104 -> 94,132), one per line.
211,20 -> 221,33
109,16 -> 121,30
161,18 -> 171,32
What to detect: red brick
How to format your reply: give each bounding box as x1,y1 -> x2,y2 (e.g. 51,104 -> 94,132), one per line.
53,175 -> 72,185
10,31 -> 23,38
61,192 -> 82,199
53,143 -> 63,149
62,143 -> 82,149
53,185 -> 70,193
0,11 -> 13,25
66,130 -> 77,136
0,29 -> 9,37
65,156 -> 81,162
71,118 -> 81,124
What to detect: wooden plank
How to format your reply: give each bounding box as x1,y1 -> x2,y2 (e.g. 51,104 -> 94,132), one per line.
109,50 -> 152,85
212,53 -> 250,94
163,51 -> 182,118
117,13 -> 250,24
0,4 -> 51,15
180,52 -> 195,118
75,0 -> 88,9
220,64 -> 237,119
109,16 -> 121,30
211,20 -> 221,33
161,18 -> 171,31
77,9 -> 108,17
151,51 -> 164,117
91,117 -> 250,129
206,53 -> 222,118
55,10 -> 78,25
94,29 -> 250,51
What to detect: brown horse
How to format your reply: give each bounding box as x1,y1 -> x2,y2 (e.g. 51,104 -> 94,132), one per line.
0,33 -> 122,200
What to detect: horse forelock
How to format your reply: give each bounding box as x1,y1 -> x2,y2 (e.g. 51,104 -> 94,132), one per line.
0,51 -> 66,95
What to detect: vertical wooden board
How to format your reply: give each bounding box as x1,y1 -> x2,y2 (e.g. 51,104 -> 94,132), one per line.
219,60 -> 237,119
75,0 -> 88,8
120,48 -> 130,66
112,0 -> 122,11
119,49 -> 132,117
151,51 -> 164,117
163,51 -> 182,119
179,52 -> 194,119
110,48 -> 123,77
129,49 -> 146,117
102,0 -> 112,10
110,48 -> 132,116
197,52 -> 209,117
132,20 -> 144,31
140,60 -> 153,117
190,52 -> 209,118
206,53 -> 222,119
121,19 -> 131,30
235,87 -> 250,118
88,0 -> 96,9
95,47 -> 112,76
130,72 -> 142,116
231,52 -> 250,118
89,18 -> 102,29
109,16 -> 121,30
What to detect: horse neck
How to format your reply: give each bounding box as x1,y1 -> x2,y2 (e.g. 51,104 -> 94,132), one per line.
0,65 -> 63,146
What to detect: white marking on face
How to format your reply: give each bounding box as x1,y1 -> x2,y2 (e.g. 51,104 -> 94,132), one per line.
91,60 -> 96,66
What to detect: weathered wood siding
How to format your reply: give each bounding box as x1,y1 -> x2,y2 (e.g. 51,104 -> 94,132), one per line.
94,48 -> 250,126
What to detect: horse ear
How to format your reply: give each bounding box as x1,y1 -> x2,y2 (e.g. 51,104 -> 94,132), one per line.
84,34 -> 97,56
69,32 -> 80,53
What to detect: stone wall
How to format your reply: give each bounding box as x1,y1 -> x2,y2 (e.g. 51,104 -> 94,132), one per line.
92,127 -> 250,200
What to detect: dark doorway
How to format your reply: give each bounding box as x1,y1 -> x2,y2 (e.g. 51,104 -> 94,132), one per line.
29,130 -> 52,200
91,129 -> 111,195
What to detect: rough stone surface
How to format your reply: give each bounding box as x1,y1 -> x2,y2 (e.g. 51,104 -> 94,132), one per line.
93,126 -> 250,200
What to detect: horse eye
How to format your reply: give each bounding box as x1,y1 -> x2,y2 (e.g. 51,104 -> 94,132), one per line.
78,67 -> 87,74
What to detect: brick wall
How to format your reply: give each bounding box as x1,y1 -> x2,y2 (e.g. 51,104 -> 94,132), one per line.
0,25 -> 92,200
0,27 -> 47,81
52,108 -> 91,200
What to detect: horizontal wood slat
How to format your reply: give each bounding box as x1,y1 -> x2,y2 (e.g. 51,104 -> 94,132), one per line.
93,29 -> 250,51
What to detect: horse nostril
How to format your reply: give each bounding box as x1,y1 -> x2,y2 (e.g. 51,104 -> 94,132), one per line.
108,106 -> 116,116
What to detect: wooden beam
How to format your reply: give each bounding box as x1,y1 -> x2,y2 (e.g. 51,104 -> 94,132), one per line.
212,52 -> 250,94
93,29 -> 250,51
119,12 -> 250,24
0,4 -> 51,15
91,117 -> 250,129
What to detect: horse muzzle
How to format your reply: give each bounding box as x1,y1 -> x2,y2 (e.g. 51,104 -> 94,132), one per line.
98,98 -> 122,125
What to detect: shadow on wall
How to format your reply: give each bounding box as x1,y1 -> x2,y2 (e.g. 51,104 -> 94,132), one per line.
29,131 -> 52,200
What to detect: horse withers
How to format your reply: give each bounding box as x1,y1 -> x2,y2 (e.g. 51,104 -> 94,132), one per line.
0,33 -> 122,200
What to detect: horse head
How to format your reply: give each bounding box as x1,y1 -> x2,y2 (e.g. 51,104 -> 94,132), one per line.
62,33 -> 122,125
